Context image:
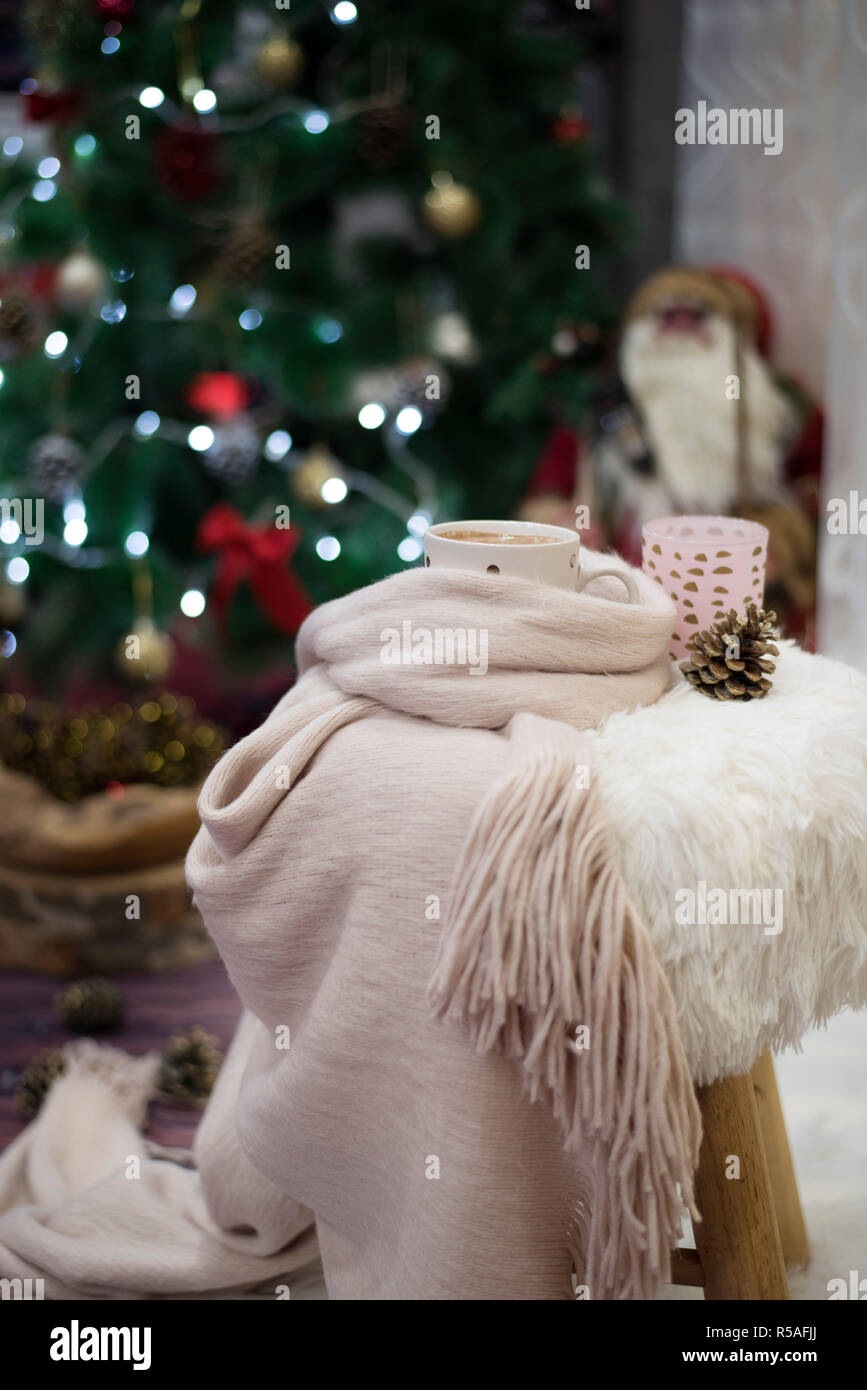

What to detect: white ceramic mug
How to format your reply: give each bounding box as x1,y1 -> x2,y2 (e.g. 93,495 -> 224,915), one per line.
423,519 -> 639,602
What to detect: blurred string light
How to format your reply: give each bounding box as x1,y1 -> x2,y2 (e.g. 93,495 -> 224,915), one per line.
0,368 -> 5,389
19,79 -> 37,95
303,110 -> 329,134
395,405 -> 422,435
331,2 -> 358,22
74,133 -> 97,157
44,331 -> 68,359
357,402 -> 385,430
100,36 -> 120,55
321,476 -> 348,504
37,156 -> 60,178
180,588 -> 206,617
32,179 -> 57,202
139,87 -> 164,109
397,536 -> 423,562
264,430 -> 292,461
188,425 -> 214,452
169,283 -> 196,317
63,501 -> 86,524
124,530 -> 149,557
100,300 -> 127,323
63,517 -> 88,547
316,536 -> 341,561
314,317 -> 342,343
134,411 -> 160,437
239,308 -> 262,331
111,266 -> 134,283
6,557 -> 29,584
406,511 -> 431,537
193,89 -> 217,114
3,136 -> 22,158
0,518 -> 20,544
1,631 -> 16,658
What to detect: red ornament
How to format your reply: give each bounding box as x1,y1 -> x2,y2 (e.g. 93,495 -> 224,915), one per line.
154,125 -> 222,202
553,114 -> 589,145
96,0 -> 135,14
186,372 -> 250,421
23,88 -> 82,124
197,503 -> 313,636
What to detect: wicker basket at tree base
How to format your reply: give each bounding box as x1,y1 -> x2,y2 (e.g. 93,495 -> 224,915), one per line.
0,765 -> 215,974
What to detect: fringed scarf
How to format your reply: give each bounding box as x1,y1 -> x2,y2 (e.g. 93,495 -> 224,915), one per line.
186,555 -> 701,1299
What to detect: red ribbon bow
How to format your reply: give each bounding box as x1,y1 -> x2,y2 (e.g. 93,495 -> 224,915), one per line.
197,503 -> 313,635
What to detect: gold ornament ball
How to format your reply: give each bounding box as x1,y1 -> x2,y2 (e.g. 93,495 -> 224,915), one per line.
55,250 -> 108,313
115,619 -> 174,683
256,35 -> 304,87
290,447 -> 344,509
422,179 -> 481,239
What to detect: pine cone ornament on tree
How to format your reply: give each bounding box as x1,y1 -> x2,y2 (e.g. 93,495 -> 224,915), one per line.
55,977 -> 125,1033
680,603 -> 780,701
201,417 -> 260,485
357,105 -> 410,170
22,0 -> 79,50
158,1026 -> 222,1102
28,433 -> 86,501
214,212 -> 274,285
0,290 -> 43,358
353,357 -> 451,418
15,1047 -> 66,1117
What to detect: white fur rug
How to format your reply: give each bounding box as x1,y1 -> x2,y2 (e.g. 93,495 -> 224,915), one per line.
591,641 -> 867,1084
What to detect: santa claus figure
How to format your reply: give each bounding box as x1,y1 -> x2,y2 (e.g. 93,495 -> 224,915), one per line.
592,265 -> 822,641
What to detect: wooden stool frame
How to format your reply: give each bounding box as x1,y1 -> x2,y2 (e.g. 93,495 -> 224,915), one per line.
669,1049 -> 809,1300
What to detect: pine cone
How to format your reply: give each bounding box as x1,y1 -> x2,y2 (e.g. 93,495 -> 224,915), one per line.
680,603 -> 780,702
21,0 -> 79,49
158,1026 -> 221,1102
55,977 -> 125,1034
28,432 -> 86,502
15,1047 -> 66,1117
0,290 -> 42,356
357,105 -> 410,170
201,417 -> 260,486
214,213 -> 274,284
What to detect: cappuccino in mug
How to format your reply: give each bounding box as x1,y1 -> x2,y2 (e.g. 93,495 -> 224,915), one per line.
434,529 -> 559,545
424,519 -> 640,602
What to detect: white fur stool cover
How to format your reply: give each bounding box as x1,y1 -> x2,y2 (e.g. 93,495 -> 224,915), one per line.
591,641 -> 867,1084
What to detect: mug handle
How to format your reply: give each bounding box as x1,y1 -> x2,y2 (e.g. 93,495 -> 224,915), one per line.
574,566 -> 639,604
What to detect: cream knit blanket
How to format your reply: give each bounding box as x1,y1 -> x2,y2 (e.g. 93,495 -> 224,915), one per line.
0,557 -> 701,1300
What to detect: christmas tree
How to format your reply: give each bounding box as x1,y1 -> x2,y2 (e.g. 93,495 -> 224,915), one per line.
1,0 -> 626,700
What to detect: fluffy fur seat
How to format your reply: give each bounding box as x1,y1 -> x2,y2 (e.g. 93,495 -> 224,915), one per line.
592,640 -> 867,1083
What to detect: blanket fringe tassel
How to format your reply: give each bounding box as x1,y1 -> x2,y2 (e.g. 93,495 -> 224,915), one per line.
429,740 -> 702,1300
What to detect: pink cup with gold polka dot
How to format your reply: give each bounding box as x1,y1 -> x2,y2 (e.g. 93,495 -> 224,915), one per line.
641,516 -> 769,663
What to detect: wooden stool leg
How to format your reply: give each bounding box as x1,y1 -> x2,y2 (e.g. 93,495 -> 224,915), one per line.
692,1071 -> 789,1300
750,1049 -> 810,1268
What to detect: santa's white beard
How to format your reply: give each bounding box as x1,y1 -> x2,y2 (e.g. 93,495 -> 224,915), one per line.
620,313 -> 796,514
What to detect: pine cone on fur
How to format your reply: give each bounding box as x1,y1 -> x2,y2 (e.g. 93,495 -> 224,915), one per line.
680,603 -> 779,701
